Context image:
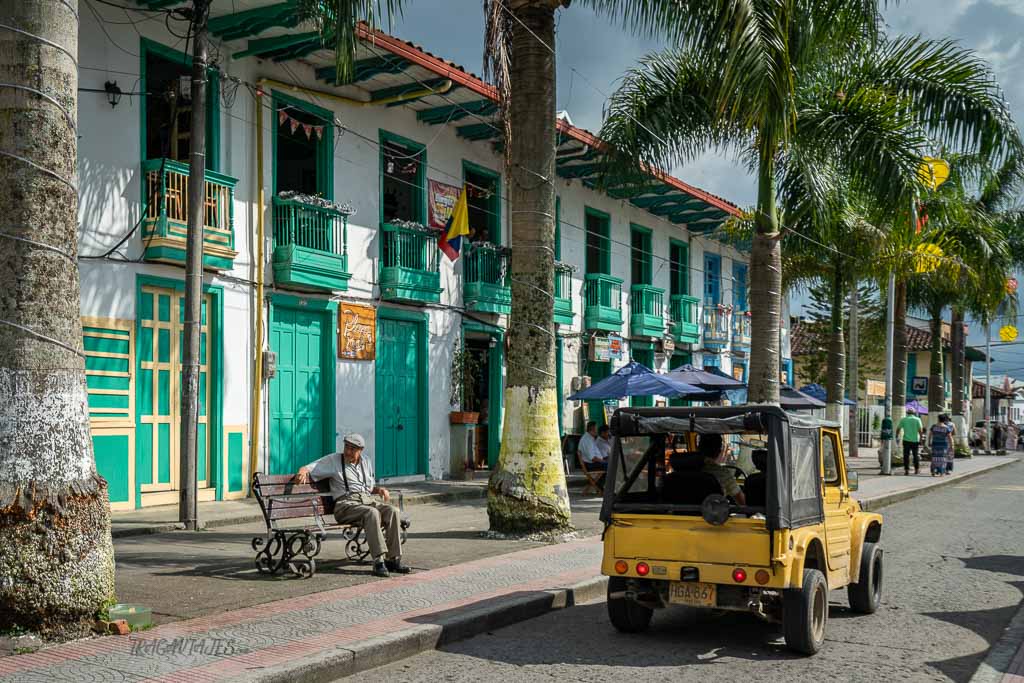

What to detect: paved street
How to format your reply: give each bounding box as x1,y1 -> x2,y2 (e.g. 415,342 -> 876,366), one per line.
358,461 -> 1024,683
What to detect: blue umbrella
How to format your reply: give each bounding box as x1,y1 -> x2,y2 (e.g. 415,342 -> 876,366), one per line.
800,383 -> 856,406
568,362 -> 713,400
667,364 -> 746,390
780,385 -> 827,409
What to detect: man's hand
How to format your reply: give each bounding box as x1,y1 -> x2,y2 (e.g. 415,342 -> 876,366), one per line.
295,467 -> 311,484
373,486 -> 391,502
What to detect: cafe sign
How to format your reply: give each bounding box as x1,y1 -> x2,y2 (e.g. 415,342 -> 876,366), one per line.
338,303 -> 376,361
590,336 -> 611,362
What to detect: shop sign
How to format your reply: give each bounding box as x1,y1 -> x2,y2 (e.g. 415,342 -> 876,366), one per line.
911,376 -> 929,395
590,336 -> 611,362
865,379 -> 886,397
608,334 -> 624,359
338,303 -> 376,361
428,179 -> 461,229
662,335 -> 676,354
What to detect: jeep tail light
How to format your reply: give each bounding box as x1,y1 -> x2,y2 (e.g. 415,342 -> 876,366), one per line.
755,570 -> 770,585
636,562 -> 650,576
614,560 -> 628,574
732,568 -> 747,583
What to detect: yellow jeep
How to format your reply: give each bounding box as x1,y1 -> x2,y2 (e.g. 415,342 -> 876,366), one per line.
600,406 -> 883,655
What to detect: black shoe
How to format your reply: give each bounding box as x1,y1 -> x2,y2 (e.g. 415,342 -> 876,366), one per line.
372,560 -> 390,578
386,559 -> 411,574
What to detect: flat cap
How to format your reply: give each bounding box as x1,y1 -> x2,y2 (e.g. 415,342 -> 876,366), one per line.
344,433 -> 366,449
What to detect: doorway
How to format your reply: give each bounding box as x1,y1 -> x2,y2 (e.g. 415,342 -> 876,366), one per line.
375,309 -> 427,478
463,324 -> 505,469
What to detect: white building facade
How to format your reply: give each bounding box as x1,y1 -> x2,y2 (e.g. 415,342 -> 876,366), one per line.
77,3 -> 789,509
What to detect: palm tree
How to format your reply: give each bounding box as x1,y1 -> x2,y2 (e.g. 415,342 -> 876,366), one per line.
299,0 -> 696,533
0,0 -> 116,635
599,11 -> 1022,405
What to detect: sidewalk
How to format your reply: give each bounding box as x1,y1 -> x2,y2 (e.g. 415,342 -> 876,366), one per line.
1,456 -> 1017,682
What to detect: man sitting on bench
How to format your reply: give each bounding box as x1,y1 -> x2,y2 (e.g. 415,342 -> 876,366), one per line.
295,433 -> 410,578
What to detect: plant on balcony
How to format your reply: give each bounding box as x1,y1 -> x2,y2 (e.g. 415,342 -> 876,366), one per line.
389,219 -> 435,234
277,190 -> 356,216
449,339 -> 483,425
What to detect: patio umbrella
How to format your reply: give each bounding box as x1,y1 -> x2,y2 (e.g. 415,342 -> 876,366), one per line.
780,385 -> 827,410
667,364 -> 746,390
799,383 -> 856,406
568,361 -> 713,401
906,399 -> 929,415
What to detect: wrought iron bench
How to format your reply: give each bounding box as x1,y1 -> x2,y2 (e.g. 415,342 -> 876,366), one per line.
250,472 -> 409,578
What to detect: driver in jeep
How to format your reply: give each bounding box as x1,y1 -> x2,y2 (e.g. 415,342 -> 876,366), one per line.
699,433 -> 746,506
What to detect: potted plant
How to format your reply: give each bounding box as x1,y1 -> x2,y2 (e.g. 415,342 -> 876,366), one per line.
449,340 -> 482,424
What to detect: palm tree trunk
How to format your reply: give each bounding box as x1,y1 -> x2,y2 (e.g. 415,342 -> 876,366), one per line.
825,260 -> 846,423
747,157 -> 781,404
927,305 -> 945,418
0,0 -> 115,637
847,284 -> 860,458
892,279 -> 908,422
950,307 -> 966,447
487,1 -> 570,533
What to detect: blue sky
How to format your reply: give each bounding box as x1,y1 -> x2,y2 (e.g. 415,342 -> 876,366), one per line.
383,1 -> 1024,376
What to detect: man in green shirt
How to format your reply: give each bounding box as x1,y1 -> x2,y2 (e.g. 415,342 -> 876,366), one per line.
896,408 -> 924,475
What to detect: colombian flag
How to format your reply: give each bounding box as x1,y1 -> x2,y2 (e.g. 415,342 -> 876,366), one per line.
439,187 -> 470,261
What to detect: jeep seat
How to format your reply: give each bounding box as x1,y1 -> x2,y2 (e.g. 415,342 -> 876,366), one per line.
743,449 -> 769,508
663,452 -> 723,506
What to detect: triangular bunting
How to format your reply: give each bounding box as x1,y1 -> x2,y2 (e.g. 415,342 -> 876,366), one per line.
303,123 -> 312,139
278,110 -> 287,126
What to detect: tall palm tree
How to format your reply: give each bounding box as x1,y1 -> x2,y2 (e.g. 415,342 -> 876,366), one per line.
599,11 -> 1022,405
0,0 -> 116,635
300,0 -> 696,533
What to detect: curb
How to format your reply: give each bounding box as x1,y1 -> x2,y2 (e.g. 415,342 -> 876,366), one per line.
232,575 -> 608,683
970,597 -> 1024,683
110,486 -> 488,539
858,457 -> 1018,511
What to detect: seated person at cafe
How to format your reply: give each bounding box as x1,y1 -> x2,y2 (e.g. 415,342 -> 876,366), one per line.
596,424 -> 613,461
578,420 -> 606,469
698,433 -> 747,505
295,433 -> 410,579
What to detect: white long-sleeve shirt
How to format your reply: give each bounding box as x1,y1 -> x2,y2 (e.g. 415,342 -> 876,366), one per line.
578,432 -> 603,463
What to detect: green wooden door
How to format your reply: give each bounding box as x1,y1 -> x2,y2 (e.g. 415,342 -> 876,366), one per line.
587,358 -> 611,426
375,317 -> 422,478
137,285 -> 211,494
269,305 -> 326,475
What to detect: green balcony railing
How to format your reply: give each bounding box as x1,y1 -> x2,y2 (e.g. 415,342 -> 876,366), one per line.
463,242 -> 511,314
271,196 -> 351,292
703,304 -> 731,346
670,294 -> 701,344
141,158 -> 238,271
630,284 -> 665,338
732,310 -> 752,348
379,222 -> 442,304
554,261 -> 575,325
584,273 -> 623,332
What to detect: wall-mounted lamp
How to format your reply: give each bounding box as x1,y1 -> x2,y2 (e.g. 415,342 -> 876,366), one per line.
104,81 -> 122,108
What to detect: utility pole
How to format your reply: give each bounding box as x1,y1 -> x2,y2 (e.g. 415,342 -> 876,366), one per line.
881,271 -> 895,475
180,0 -> 211,530
848,285 -> 859,458
985,322 -> 992,453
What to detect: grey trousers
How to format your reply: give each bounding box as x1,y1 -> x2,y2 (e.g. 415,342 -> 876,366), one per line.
333,494 -> 401,561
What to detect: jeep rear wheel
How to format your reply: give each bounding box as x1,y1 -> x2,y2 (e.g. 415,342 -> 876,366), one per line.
848,542 -> 883,614
607,577 -> 653,633
783,568 -> 828,655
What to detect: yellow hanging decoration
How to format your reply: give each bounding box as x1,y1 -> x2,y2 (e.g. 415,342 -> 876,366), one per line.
999,325 -> 1018,342
918,157 -> 950,190
913,243 -> 943,273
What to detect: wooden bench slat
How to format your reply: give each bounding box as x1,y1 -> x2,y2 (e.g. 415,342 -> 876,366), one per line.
255,483 -> 321,496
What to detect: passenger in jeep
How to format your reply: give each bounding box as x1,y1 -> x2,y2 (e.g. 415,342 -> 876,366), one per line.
699,434 -> 746,505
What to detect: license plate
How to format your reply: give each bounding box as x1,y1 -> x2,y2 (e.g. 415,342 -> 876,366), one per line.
669,581 -> 717,607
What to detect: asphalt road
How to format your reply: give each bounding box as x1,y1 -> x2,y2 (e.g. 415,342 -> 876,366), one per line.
356,461 -> 1024,683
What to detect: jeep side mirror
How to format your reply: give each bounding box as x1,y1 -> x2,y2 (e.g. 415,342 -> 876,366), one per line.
848,470 -> 859,492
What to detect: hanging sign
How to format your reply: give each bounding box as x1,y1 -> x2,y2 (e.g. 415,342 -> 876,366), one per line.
865,379 -> 886,397
428,180 -> 461,229
338,303 -> 376,361
590,336 -> 611,362
918,157 -> 950,190
911,376 -> 929,395
662,335 -> 676,354
607,334 -> 624,360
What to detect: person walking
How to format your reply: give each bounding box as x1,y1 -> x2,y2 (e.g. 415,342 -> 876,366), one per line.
928,414 -> 953,476
896,408 -> 925,475
944,415 -> 957,474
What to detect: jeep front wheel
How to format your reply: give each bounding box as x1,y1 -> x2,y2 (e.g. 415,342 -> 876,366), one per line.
783,568 -> 828,655
848,542 -> 883,614
607,577 -> 653,633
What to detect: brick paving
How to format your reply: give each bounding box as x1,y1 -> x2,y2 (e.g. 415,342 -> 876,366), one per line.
0,539 -> 602,682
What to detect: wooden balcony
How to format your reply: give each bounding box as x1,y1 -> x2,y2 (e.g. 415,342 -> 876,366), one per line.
584,273 -> 623,332
732,310 -> 752,349
670,294 -> 701,344
271,197 -> 351,292
463,243 -> 511,314
379,222 -> 442,304
141,158 -> 238,271
703,304 -> 731,347
553,261 -> 575,326
630,284 -> 665,338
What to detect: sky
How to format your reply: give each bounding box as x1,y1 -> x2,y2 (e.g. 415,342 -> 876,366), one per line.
384,0 -> 1024,377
